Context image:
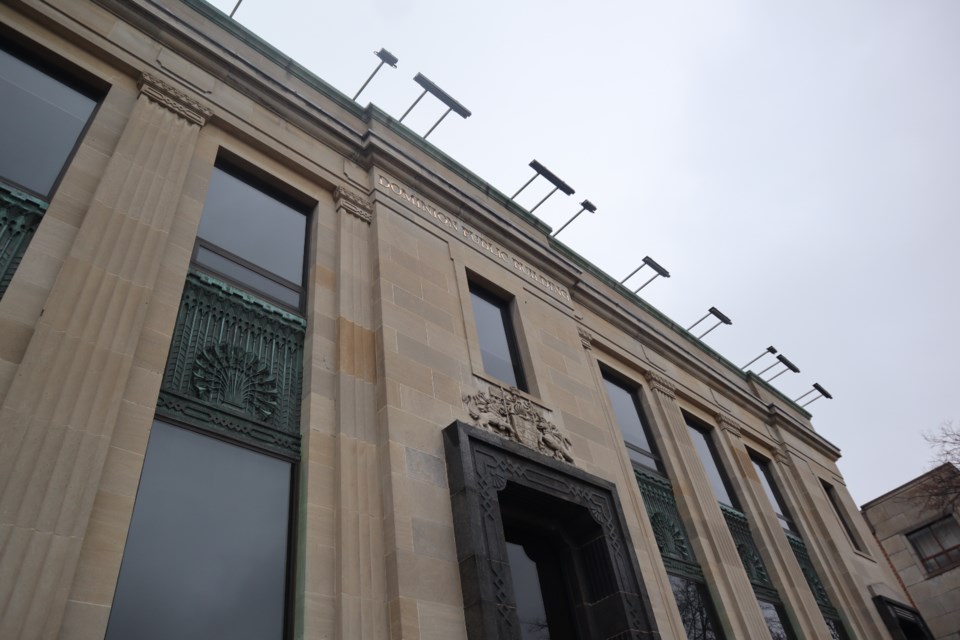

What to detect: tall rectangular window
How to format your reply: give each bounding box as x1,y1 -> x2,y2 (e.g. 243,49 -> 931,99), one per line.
194,162 -> 309,310
906,517 -> 960,574
106,421 -> 293,640
602,371 -> 660,471
686,421 -> 737,508
750,455 -> 796,533
821,480 -> 866,553
0,42 -> 99,299
469,282 -> 527,391
0,44 -> 97,197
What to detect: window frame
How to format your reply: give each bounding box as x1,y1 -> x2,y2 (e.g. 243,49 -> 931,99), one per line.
191,158 -> 311,314
105,417 -> 300,640
820,480 -> 867,553
749,451 -> 797,534
0,35 -> 103,200
906,515 -> 960,575
600,366 -> 663,473
685,416 -> 740,510
467,278 -> 528,392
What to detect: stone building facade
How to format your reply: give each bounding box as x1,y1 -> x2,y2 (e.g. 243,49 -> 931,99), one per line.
862,465 -> 960,639
0,0 -> 934,638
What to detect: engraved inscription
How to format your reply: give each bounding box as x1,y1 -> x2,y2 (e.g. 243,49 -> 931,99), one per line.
378,175 -> 571,301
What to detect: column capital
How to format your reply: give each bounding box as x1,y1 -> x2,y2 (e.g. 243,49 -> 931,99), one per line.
774,445 -> 791,466
644,370 -> 677,399
138,73 -> 211,126
334,186 -> 374,223
577,326 -> 593,350
715,412 -> 742,438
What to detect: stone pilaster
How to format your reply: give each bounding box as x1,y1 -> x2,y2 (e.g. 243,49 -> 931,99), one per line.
768,434 -> 892,638
711,417 -> 830,638
641,370 -> 772,639
326,186 -> 387,639
0,74 -> 209,638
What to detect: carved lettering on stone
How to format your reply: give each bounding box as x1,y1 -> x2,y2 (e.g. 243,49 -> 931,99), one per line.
462,386 -> 574,463
138,72 -> 212,125
334,186 -> 374,223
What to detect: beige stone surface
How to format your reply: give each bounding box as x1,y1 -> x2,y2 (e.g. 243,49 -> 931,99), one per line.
0,2 -> 913,639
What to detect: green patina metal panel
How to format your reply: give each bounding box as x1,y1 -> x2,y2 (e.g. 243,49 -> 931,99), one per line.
0,182 -> 47,299
635,467 -> 705,582
158,270 -> 306,456
786,531 -> 853,639
720,504 -> 780,602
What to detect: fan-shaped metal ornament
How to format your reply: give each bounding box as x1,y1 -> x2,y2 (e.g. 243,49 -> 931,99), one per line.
192,343 -> 279,420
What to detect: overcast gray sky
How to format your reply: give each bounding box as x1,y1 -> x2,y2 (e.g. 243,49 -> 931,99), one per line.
209,0 -> 960,504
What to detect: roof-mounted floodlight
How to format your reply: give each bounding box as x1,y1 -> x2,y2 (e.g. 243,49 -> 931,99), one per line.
794,383 -> 833,408
399,73 -> 472,139
353,48 -> 399,101
742,346 -> 777,370
687,307 -> 732,340
511,160 -> 575,213
762,354 -> 800,382
552,200 -> 596,237
620,256 -> 671,293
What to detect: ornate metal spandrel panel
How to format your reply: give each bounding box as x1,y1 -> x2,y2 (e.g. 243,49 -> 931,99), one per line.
634,467 -> 704,582
158,270 -> 305,456
785,531 -> 833,612
444,420 -> 661,640
720,504 -> 779,601
0,182 -> 47,299
785,531 -> 853,638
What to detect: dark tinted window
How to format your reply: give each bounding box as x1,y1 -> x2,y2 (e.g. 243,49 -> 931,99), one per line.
751,456 -> 795,532
602,373 -> 659,471
0,46 -> 96,196
758,599 -> 796,640
669,575 -> 723,640
470,283 -> 526,391
196,165 -> 307,306
821,481 -> 866,553
107,421 -> 291,640
687,422 -> 736,508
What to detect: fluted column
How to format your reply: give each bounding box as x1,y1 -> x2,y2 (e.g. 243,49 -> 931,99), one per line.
0,73 -> 209,639
641,371 -> 771,638
711,413 -> 831,638
771,442 -> 892,638
327,187 -> 388,639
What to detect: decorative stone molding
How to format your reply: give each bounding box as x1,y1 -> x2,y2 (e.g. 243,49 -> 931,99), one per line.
443,421 -> 660,640
774,445 -> 791,466
138,72 -> 211,125
462,385 -> 574,463
715,412 -> 742,438
334,186 -> 374,223
577,326 -> 593,349
643,370 -> 677,399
